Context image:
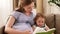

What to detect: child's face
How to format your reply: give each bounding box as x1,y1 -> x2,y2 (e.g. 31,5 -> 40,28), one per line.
36,17 -> 45,27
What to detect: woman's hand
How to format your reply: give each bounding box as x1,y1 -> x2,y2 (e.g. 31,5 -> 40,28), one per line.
23,30 -> 32,34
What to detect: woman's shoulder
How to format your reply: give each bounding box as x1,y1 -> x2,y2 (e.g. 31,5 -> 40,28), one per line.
11,11 -> 23,15
10,11 -> 23,19
13,11 -> 21,13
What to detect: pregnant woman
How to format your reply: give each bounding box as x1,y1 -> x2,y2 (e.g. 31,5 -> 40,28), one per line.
5,0 -> 35,34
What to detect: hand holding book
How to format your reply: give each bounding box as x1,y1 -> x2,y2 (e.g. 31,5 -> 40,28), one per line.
33,27 -> 56,34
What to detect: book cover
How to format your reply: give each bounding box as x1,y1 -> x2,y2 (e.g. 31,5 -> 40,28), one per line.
33,27 -> 56,34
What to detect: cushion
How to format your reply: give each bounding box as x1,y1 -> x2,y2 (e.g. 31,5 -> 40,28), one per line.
45,14 -> 55,28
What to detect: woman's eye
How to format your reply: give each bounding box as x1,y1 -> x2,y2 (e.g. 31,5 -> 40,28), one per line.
28,7 -> 31,9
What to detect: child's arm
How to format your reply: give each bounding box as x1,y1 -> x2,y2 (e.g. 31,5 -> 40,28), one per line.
45,25 -> 54,34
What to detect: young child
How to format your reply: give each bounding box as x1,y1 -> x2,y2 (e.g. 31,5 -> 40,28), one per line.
33,13 -> 49,31
32,13 -> 54,34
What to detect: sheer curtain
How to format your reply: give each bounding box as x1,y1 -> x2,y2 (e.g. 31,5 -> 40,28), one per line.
0,0 -> 13,27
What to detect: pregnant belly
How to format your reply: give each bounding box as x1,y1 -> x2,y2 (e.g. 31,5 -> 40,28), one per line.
12,23 -> 33,32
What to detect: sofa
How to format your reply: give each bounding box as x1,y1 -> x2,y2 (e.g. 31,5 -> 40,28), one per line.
0,14 -> 60,34
45,14 -> 60,34
0,26 -> 5,34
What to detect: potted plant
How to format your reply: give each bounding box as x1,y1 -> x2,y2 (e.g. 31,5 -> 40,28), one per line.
48,0 -> 60,7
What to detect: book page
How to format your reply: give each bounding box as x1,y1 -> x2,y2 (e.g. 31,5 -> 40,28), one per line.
33,27 -> 46,34
33,27 -> 56,34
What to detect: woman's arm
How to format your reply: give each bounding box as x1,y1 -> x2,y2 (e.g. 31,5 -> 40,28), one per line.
32,25 -> 36,31
5,16 -> 31,34
32,26 -> 35,31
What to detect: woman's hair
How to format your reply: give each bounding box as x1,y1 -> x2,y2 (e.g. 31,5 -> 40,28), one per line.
34,13 -> 46,25
16,0 -> 34,13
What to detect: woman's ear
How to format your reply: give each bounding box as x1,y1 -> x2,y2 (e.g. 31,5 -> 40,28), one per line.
23,6 -> 26,10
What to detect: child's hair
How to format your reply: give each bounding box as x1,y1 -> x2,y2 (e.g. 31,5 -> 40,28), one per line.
34,13 -> 46,25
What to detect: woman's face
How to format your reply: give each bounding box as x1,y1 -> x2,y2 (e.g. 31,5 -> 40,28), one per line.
23,2 -> 34,13
20,0 -> 24,3
36,17 -> 45,27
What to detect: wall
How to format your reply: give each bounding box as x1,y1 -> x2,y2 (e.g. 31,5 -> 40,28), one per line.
43,0 -> 60,15
43,0 -> 51,14
36,0 -> 43,13
0,0 -> 13,27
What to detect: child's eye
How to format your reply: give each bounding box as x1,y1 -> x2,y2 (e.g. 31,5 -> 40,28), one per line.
38,21 -> 41,23
38,21 -> 44,23
42,21 -> 43,23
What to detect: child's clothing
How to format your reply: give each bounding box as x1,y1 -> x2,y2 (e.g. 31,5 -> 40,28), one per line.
34,24 -> 47,31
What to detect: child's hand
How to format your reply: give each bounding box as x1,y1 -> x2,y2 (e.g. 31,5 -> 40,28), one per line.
23,30 -> 32,34
45,25 -> 49,31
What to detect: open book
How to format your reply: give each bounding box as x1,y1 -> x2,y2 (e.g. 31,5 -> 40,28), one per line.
33,27 -> 56,34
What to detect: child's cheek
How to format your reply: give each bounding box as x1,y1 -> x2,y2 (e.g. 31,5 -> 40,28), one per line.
37,23 -> 39,26
39,23 -> 43,25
